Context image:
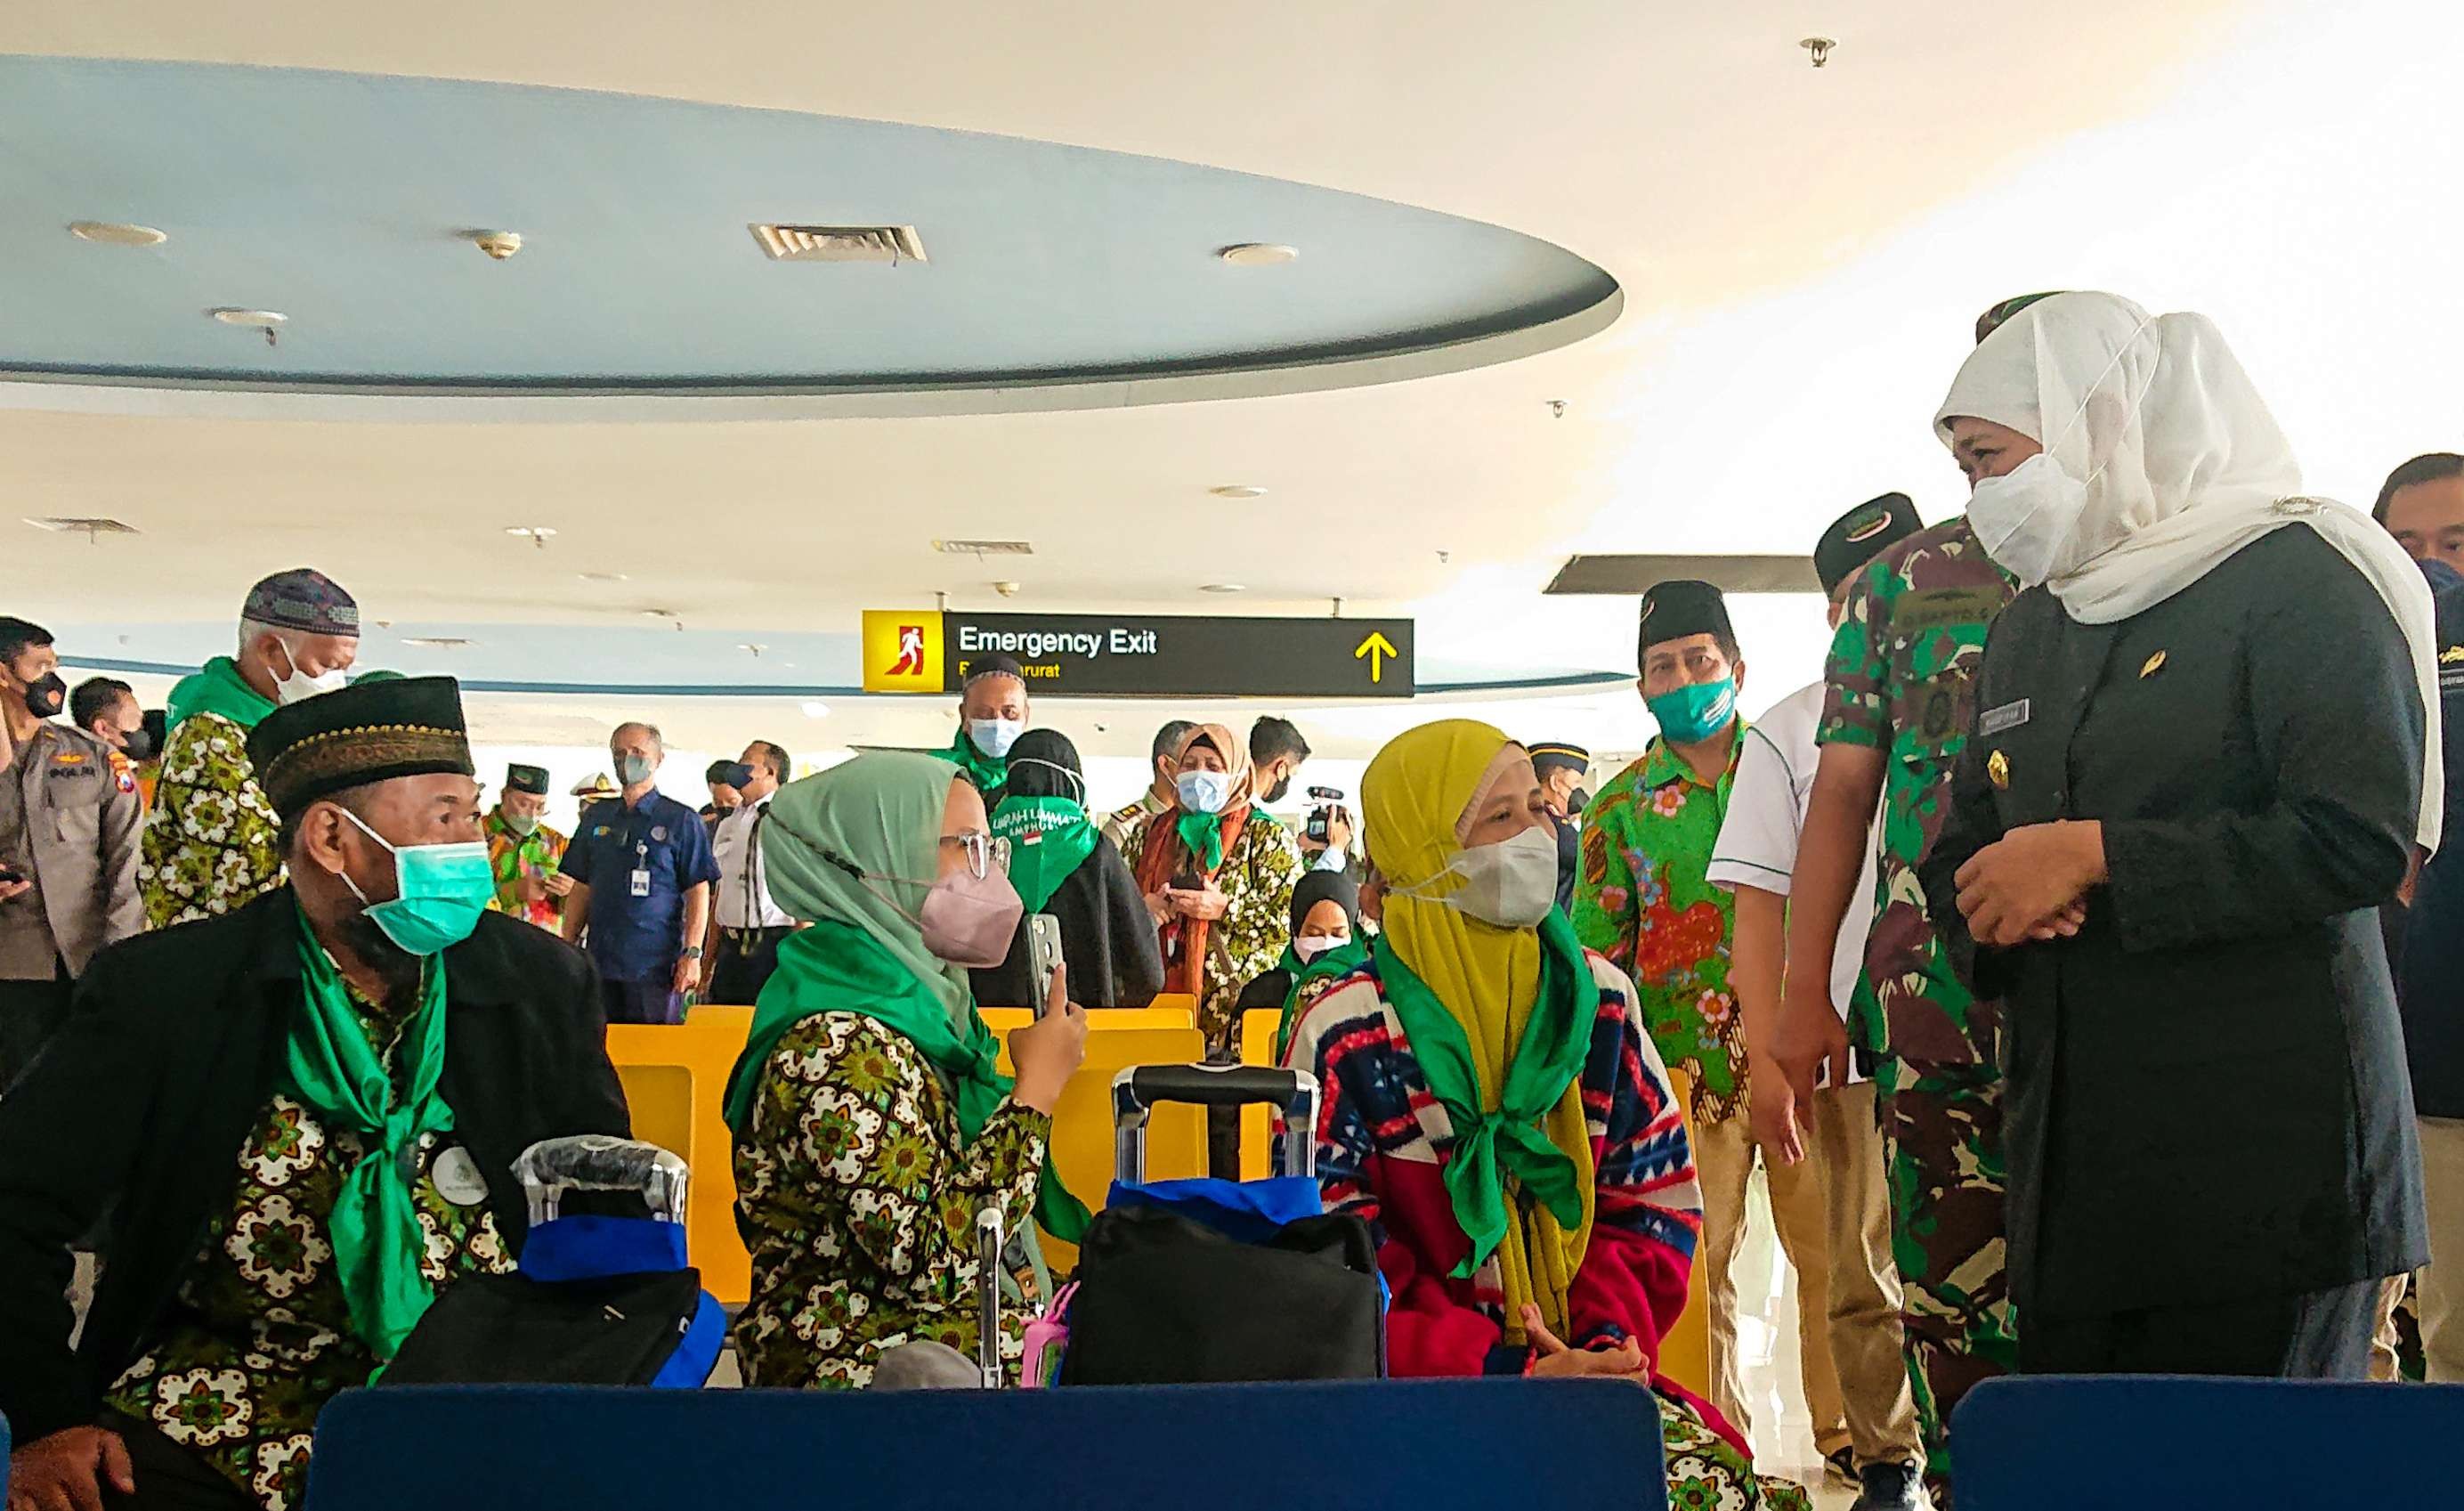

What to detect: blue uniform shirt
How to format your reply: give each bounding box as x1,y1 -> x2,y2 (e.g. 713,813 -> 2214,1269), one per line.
562,788 -> 721,985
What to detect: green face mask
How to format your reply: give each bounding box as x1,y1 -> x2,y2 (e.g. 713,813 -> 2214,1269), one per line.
503,810 -> 541,837
337,808 -> 495,956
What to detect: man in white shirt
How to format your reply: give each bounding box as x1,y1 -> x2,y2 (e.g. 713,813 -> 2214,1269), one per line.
1708,492 -> 1927,1511
706,740 -> 796,1005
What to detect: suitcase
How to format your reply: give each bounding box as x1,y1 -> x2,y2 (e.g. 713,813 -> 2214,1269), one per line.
379,1135 -> 725,1388
1046,1064 -> 1385,1385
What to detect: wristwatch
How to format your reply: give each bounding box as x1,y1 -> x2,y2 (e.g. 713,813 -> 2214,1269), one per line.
681,946 -> 704,960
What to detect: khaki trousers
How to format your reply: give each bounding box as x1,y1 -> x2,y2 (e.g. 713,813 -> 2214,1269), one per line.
1698,1085 -> 1923,1468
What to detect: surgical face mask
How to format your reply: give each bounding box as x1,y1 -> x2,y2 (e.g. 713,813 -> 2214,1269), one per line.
503,810 -> 541,837
1966,451 -> 2087,589
968,719 -> 1025,760
268,637 -> 349,706
1176,768 -> 1234,815
915,865 -> 1025,967
1294,931 -> 1350,963
615,753 -> 656,786
1397,825 -> 1560,929
1645,677 -> 1737,746
20,671 -> 66,719
335,808 -> 494,956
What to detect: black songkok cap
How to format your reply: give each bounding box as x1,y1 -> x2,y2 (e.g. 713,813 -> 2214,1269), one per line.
247,675 -> 473,817
1638,580 -> 1735,668
1814,492 -> 1924,595
506,763 -> 550,796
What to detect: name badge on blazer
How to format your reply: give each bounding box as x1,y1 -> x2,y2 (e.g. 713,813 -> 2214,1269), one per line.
1979,700 -> 2031,737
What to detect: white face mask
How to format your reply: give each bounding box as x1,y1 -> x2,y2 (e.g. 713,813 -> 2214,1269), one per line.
267,636 -> 349,705
1397,824 -> 1560,929
1967,451 -> 2088,589
968,719 -> 1025,760
1293,931 -> 1350,962
1175,768 -> 1234,815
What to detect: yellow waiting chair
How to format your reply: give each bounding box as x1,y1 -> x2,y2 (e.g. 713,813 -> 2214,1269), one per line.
1657,1067 -> 1712,1397
605,1004 -> 757,1307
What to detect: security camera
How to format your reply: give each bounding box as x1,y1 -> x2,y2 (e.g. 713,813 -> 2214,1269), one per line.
993,581 -> 1023,598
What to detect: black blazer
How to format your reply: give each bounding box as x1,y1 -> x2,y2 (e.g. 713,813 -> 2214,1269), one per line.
971,837 -> 1164,1010
1922,527 -> 2426,1320
0,890 -> 630,1442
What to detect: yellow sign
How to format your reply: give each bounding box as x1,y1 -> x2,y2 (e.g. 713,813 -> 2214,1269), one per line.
1354,630 -> 1399,685
863,611 -> 946,695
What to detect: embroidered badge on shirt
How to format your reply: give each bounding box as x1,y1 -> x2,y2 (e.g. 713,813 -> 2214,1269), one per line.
2140,650 -> 2168,679
1988,750 -> 2011,791
1979,699 -> 2031,737
51,751 -> 86,765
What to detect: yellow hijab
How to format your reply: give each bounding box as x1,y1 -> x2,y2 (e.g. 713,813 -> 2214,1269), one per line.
1364,719 -> 1597,1340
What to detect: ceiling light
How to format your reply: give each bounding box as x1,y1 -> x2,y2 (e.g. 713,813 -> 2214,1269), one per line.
750,223 -> 928,264
466,229 -> 523,261
1801,37 -> 1836,68
69,221 -> 167,247
739,643 -> 766,657
641,608 -> 678,620
401,637 -> 474,649
25,516 -> 139,536
505,525 -> 557,543
1218,243 -> 1300,266
932,539 -> 1033,556
209,307 -> 287,329
799,702 -> 832,719
1209,484 -> 1268,500
578,571 -> 628,583
1200,582 -> 1245,595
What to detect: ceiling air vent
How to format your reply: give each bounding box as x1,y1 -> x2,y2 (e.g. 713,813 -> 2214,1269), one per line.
750,223 -> 928,264
25,516 -> 140,537
1545,554 -> 1820,596
933,539 -> 1034,557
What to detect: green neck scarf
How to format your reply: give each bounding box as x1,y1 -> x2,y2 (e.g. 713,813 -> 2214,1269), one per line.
724,920 -> 1090,1241
287,904 -> 457,1360
1272,937 -> 1370,1063
166,655 -> 277,735
1175,808 -> 1231,872
938,729 -> 1009,800
991,797 -> 1100,914
1371,911 -> 1595,1278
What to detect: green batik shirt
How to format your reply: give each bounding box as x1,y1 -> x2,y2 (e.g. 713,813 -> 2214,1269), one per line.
483,809 -> 570,929
1817,515 -> 2018,1066
104,982 -> 511,1511
141,713 -> 285,930
1571,730 -> 1745,1125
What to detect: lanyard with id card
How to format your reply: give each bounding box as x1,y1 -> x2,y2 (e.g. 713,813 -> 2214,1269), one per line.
630,840 -> 653,898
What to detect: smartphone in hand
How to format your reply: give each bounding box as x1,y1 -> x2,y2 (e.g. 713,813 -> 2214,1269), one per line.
1027,914 -> 1066,1016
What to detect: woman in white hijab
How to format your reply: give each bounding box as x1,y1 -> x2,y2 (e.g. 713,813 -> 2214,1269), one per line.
1917,292 -> 2437,1379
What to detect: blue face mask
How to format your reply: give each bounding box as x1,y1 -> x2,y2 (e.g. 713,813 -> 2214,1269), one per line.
615,752 -> 655,786
1646,677 -> 1738,745
1175,768 -> 1235,815
968,719 -> 1025,760
336,808 -> 495,956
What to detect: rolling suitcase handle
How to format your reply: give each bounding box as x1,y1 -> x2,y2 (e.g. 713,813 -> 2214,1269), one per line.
1111,1064 -> 1320,1184
975,1206 -> 1005,1388
512,1134 -> 690,1227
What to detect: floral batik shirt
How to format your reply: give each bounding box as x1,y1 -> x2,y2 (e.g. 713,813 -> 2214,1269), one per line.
1118,810 -> 1302,1052
482,810 -> 570,929
733,1013 -> 1050,1390
104,985 -> 512,1511
141,713 -> 285,930
1571,731 -> 1747,1126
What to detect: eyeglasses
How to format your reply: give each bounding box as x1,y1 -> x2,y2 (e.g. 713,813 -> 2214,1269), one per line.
941,830 -> 1012,880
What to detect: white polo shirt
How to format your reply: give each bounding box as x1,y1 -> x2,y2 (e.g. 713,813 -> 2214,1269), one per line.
1706,679 -> 1881,1084
712,793 -> 795,930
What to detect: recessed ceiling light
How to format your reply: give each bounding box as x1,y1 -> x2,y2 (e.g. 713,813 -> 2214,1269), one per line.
1200,582 -> 1246,595
24,516 -> 139,536
641,608 -> 677,620
69,221 -> 167,247
799,702 -> 832,719
1218,243 -> 1299,267
578,571 -> 628,583
1209,484 -> 1268,500
401,637 -> 474,649
739,643 -> 766,657
505,525 -> 557,543
932,539 -> 1034,557
208,307 -> 288,329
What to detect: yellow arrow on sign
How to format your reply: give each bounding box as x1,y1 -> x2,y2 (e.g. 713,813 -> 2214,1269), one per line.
1354,630 -> 1399,685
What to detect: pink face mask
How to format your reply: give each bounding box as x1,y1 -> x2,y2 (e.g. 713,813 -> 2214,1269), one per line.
916,866 -> 1025,967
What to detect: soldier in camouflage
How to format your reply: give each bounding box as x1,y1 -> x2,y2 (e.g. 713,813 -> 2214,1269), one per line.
1776,512 -> 2018,1506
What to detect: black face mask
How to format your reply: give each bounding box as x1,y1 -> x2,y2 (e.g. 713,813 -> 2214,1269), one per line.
118,725 -> 158,762
1568,787 -> 1590,816
1260,771 -> 1294,806
21,672 -> 66,719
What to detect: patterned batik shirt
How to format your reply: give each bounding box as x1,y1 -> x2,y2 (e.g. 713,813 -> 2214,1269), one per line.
1818,515 -> 2018,1066
141,713 -> 285,930
1118,811 -> 1302,1052
1571,732 -> 1745,1126
732,1013 -> 1050,1390
104,987 -> 512,1511
482,810 -> 570,929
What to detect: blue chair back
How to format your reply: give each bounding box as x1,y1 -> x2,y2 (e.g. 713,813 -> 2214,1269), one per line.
1954,1375 -> 2464,1507
307,1378 -> 1666,1511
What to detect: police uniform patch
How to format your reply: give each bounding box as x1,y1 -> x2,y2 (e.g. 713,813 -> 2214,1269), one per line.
1844,505 -> 1894,543
1988,750 -> 2011,790
51,751 -> 87,766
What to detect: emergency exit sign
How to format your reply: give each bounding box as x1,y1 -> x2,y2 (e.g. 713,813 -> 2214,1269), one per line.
862,611 -> 1415,698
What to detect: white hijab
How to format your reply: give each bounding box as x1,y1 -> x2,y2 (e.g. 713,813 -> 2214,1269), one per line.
1936,291 -> 2443,850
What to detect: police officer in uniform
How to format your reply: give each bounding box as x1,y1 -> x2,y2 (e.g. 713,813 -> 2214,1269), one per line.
1528,742 -> 1590,918
560,722 -> 719,1025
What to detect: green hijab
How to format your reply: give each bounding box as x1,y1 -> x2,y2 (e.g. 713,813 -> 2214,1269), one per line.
166,655 -> 277,734
721,752 -> 1088,1239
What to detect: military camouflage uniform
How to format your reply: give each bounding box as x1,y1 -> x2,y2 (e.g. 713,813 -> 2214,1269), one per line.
1819,516 -> 2017,1495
